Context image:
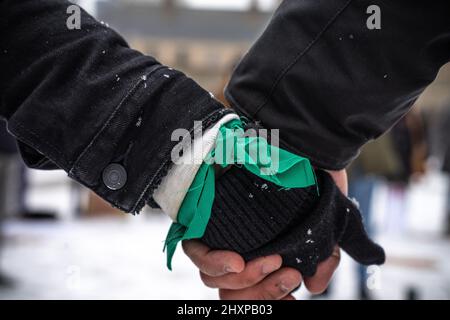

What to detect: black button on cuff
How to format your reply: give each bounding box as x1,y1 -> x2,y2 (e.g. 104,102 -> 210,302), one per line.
103,163 -> 127,190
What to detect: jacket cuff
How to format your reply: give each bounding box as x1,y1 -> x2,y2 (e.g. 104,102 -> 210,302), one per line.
9,66 -> 233,213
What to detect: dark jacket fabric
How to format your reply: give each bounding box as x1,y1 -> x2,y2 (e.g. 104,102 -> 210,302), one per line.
0,0 -> 231,213
226,0 -> 450,170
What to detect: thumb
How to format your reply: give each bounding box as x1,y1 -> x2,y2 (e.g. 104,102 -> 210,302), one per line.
338,202 -> 385,265
324,169 -> 385,266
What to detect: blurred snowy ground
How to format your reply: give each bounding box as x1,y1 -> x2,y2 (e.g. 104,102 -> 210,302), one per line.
0,214 -> 218,300
1,214 -> 449,300
0,214 -> 368,300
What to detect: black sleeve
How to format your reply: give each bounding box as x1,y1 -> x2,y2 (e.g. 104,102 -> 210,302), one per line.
0,0 -> 231,213
225,0 -> 450,170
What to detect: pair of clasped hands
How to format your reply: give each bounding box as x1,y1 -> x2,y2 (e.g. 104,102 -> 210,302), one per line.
182,169 -> 347,300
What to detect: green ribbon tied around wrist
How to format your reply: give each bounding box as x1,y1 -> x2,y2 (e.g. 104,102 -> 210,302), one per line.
163,119 -> 317,270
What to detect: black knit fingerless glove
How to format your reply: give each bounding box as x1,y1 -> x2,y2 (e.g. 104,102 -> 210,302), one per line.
201,166 -> 385,277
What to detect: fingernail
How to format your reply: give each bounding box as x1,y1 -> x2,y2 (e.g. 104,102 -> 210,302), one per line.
262,263 -> 278,275
279,283 -> 291,293
224,265 -> 235,273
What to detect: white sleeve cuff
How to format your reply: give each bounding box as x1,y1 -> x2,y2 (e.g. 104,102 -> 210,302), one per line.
152,113 -> 239,221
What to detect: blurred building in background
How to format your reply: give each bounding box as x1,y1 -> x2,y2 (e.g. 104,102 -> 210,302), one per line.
96,0 -> 272,92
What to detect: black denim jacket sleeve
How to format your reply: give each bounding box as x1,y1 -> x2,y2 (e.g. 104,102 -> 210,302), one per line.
226,0 -> 450,170
0,0 -> 231,213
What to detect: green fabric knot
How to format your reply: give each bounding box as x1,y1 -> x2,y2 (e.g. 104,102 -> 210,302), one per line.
163,119 -> 317,270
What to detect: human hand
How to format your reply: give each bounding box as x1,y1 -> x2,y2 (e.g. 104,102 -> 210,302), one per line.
183,240 -> 341,300
183,169 -> 348,300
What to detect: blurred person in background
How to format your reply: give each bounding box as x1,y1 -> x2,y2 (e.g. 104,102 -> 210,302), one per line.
0,119 -> 19,287
0,120 -> 56,221
0,120 -> 58,288
439,106 -> 450,235
348,109 -> 427,299
426,100 -> 450,236
309,109 -> 428,299
1,0 -> 449,300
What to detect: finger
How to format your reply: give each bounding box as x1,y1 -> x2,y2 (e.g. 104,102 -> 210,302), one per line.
304,246 -> 341,294
219,268 -> 302,300
182,240 -> 245,277
200,255 -> 282,290
325,169 -> 348,195
281,294 -> 296,301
